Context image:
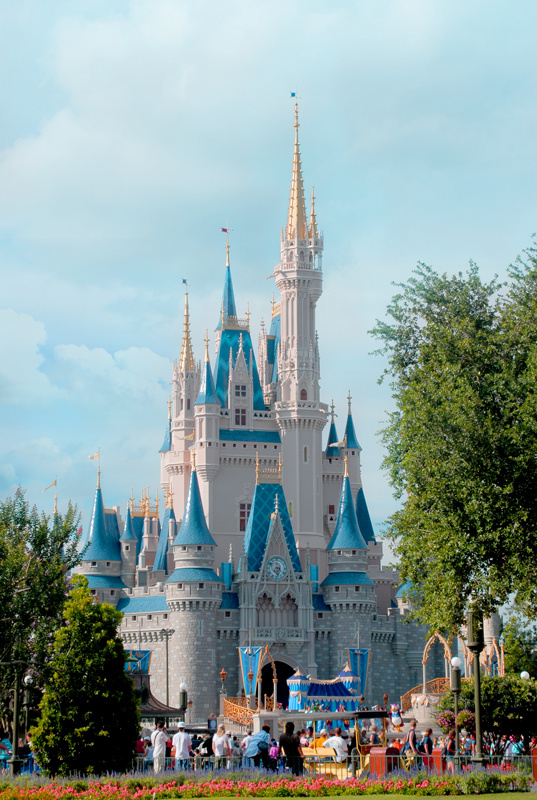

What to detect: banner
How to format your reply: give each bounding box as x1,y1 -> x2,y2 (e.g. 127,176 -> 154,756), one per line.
238,646 -> 263,695
347,648 -> 370,696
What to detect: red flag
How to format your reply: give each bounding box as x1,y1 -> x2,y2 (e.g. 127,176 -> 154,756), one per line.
221,227 -> 228,232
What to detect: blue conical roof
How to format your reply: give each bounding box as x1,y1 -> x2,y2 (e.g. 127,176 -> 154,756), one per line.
173,470 -> 216,546
356,487 -> 376,543
326,421 -> 340,457
159,417 -> 172,452
243,483 -> 301,573
84,483 -> 122,561
215,265 -> 237,330
196,356 -> 219,405
154,507 -> 175,572
120,507 -> 136,542
344,413 -> 361,450
327,476 -> 368,551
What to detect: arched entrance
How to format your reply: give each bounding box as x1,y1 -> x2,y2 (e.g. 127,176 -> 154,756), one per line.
260,661 -> 296,710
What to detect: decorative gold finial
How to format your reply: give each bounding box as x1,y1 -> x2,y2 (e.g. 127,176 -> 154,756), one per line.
191,448 -> 196,472
204,329 -> 210,362
255,451 -> 260,485
309,186 -> 318,239
347,391 -> 352,414
166,483 -> 174,509
155,487 -> 160,515
53,481 -> 58,515
179,286 -> 195,372
278,452 -> 282,476
344,452 -> 349,478
223,224 -> 232,268
271,292 -> 275,316
167,395 -> 172,420
286,103 -> 308,240
130,487 -> 134,512
221,301 -> 225,329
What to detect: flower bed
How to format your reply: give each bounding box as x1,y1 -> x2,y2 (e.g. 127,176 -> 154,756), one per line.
0,768 -> 531,798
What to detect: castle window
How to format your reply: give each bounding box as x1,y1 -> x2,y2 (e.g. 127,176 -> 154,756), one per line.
178,583 -> 183,589
147,615 -> 152,620
289,502 -> 293,518
318,612 -> 323,619
355,586 -> 360,592
187,399 -> 191,410
199,583 -> 204,589
182,546 -> 187,551
110,590 -> 115,596
338,551 -> 342,555
225,611 -> 231,618
125,545 -> 130,551
235,384 -> 246,397
239,502 -> 252,532
303,446 -> 308,463
352,450 -> 355,455
181,399 -> 184,410
235,408 -> 246,426
132,616 -> 137,621
329,505 -> 335,515
197,546 -> 202,551
300,389 -> 307,401
106,562 -> 110,567
91,561 -> 97,567
334,586 -> 340,593
163,613 -> 168,619
91,590 -> 96,596
352,550 -> 356,555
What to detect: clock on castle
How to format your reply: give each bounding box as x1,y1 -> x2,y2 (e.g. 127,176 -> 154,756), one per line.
77,105 -> 434,722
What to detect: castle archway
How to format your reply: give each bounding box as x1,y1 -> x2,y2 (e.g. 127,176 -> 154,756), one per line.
260,660 -> 296,710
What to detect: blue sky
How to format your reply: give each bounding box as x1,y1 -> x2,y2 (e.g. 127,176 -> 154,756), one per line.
1,0 -> 536,553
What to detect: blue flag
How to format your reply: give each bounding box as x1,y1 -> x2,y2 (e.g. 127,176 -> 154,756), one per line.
238,646 -> 263,695
290,92 -> 296,97
182,279 -> 187,284
347,648 -> 370,696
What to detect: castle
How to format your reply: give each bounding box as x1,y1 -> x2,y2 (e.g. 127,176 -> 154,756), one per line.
77,106 -> 437,722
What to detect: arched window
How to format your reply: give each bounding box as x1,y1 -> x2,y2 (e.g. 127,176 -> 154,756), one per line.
304,446 -> 308,463
300,389 -> 307,401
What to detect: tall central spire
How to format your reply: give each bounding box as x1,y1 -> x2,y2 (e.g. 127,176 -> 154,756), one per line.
286,103 -> 308,240
179,288 -> 195,372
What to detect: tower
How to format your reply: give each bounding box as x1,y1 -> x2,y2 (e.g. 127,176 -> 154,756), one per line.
274,104 -> 328,551
165,457 -> 223,717
194,332 -> 221,521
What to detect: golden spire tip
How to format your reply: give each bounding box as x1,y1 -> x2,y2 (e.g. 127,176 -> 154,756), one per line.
204,329 -> 210,362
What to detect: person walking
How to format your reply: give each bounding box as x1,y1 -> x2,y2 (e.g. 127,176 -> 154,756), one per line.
421,728 -> 434,770
241,731 -> 254,768
245,725 -> 271,769
212,725 -> 232,769
172,721 -> 191,772
445,729 -> 456,774
151,721 -> 170,774
402,720 -> 421,770
278,721 -> 304,775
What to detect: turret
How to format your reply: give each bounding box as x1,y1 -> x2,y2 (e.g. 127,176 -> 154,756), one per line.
78,470 -> 125,604
119,507 -> 137,588
325,402 -> 341,459
194,333 -> 221,486
165,459 -> 222,721
344,392 -> 362,491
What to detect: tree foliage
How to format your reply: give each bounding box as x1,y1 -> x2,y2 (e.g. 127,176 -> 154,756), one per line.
371,245 -> 537,630
436,674 -> 537,750
502,614 -> 537,677
0,488 -> 82,727
32,575 -> 140,776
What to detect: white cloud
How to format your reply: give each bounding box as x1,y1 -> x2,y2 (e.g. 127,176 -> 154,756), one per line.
0,309 -> 59,406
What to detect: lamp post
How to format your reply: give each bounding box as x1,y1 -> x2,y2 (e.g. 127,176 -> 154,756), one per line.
0,660 -> 30,776
187,699 -> 192,724
466,610 -> 485,765
179,682 -> 188,722
450,657 -> 462,765
521,671 -> 530,680
160,628 -> 175,707
23,674 -> 34,736
220,667 -> 227,694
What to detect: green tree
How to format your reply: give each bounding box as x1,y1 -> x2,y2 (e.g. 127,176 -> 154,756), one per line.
502,615 -> 537,677
0,488 -> 82,729
436,674 -> 537,751
32,575 -> 140,776
371,249 -> 537,631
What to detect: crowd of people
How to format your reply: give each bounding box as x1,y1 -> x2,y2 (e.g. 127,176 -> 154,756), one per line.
136,721 -> 358,774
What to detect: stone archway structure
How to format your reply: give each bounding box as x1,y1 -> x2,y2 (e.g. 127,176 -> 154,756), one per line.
422,632 -> 452,692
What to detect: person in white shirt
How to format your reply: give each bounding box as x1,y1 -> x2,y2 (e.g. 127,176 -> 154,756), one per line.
213,725 -> 232,769
151,721 -> 170,773
172,721 -> 192,771
241,731 -> 254,768
323,727 -> 348,763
